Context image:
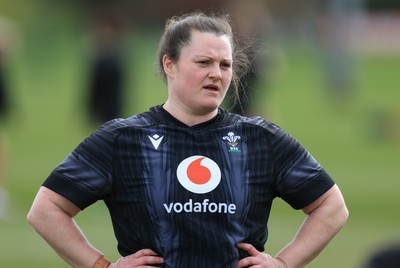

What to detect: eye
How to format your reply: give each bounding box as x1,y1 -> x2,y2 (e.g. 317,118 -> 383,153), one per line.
197,60 -> 210,65
221,62 -> 232,69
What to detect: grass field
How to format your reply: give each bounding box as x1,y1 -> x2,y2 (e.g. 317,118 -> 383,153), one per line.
1,12 -> 400,267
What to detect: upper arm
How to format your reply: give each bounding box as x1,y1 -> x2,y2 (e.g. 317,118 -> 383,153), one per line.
301,184 -> 347,216
30,186 -> 81,218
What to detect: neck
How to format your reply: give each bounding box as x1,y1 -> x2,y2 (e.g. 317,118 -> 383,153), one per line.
162,101 -> 218,127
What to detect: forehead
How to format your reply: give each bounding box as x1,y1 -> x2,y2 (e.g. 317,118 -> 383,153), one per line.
181,30 -> 232,59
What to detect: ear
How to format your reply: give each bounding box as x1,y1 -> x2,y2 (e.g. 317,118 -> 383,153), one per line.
162,54 -> 175,78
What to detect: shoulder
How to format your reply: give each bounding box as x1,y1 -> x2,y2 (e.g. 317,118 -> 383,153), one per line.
75,107 -> 162,154
219,109 -> 285,135
95,106 -> 163,136
219,110 -> 301,155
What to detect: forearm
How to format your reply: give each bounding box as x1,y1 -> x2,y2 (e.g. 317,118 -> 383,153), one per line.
33,213 -> 101,267
275,212 -> 343,267
276,185 -> 349,268
27,187 -> 103,268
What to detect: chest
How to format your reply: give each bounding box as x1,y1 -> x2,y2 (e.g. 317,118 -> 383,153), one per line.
112,126 -> 275,218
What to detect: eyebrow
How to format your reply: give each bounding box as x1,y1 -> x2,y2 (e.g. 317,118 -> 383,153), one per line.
193,54 -> 232,61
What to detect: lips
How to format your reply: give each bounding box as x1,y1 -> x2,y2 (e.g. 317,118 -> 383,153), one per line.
204,84 -> 219,91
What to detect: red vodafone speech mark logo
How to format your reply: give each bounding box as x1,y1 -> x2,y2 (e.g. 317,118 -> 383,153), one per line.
177,156 -> 221,194
187,157 -> 211,184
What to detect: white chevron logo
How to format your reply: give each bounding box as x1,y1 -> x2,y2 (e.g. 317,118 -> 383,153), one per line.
148,134 -> 164,150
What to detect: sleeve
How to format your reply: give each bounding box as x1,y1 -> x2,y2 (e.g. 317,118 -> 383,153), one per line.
42,119 -> 122,210
268,123 -> 335,209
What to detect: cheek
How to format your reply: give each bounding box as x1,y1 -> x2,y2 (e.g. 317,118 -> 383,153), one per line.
223,72 -> 233,88
186,71 -> 200,82
180,67 -> 200,82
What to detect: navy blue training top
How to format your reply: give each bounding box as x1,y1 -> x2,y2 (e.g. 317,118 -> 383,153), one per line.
43,105 -> 334,268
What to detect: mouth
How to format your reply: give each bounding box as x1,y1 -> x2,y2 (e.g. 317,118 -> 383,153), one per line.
203,84 -> 219,91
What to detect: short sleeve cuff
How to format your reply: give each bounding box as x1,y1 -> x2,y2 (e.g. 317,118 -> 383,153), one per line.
281,170 -> 335,209
42,172 -> 99,210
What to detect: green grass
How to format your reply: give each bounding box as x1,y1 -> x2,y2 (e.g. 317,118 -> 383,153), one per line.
1,19 -> 400,267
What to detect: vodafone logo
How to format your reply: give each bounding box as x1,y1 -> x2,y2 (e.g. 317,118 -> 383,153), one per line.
164,155 -> 236,214
176,155 -> 221,194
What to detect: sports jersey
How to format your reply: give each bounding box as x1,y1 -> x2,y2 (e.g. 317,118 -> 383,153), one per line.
43,105 -> 335,268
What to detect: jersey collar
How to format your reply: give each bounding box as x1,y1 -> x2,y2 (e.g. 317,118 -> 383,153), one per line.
150,105 -> 223,130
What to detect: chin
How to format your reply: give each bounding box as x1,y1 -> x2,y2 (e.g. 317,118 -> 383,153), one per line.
198,105 -> 219,114
194,99 -> 221,114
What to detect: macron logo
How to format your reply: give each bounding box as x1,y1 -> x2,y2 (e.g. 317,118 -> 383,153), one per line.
148,134 -> 164,150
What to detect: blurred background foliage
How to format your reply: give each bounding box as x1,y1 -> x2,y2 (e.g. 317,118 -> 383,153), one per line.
0,0 -> 399,267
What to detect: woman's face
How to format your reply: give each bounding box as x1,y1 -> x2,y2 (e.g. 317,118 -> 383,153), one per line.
164,30 -> 233,115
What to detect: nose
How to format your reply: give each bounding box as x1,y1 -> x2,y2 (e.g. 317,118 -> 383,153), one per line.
208,64 -> 222,80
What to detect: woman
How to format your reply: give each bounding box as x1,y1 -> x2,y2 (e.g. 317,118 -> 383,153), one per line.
27,12 -> 348,268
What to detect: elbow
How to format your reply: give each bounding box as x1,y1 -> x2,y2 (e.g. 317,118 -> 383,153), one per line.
329,197 -> 349,233
338,202 -> 349,229
26,209 -> 39,229
27,208 -> 50,236
331,185 -> 350,230
335,187 -> 350,230
324,190 -> 350,232
26,206 -> 46,232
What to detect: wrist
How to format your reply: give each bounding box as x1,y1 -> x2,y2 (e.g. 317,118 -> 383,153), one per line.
92,255 -> 111,268
275,256 -> 289,268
